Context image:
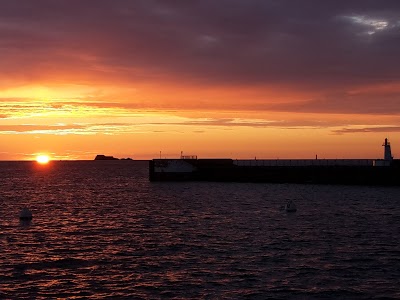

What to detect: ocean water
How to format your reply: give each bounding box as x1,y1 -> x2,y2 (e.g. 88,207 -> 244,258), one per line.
0,160 -> 399,299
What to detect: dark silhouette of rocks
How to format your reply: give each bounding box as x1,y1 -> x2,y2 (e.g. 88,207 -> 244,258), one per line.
94,155 -> 133,160
94,155 -> 119,160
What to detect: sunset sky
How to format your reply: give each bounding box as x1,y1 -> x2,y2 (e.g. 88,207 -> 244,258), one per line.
1,0 -> 400,160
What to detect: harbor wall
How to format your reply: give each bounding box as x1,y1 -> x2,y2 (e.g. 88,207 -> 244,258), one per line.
149,158 -> 400,185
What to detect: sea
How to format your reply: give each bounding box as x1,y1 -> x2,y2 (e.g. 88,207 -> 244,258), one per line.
0,160 -> 399,299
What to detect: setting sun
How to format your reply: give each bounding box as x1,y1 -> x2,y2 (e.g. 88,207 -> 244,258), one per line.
36,155 -> 50,164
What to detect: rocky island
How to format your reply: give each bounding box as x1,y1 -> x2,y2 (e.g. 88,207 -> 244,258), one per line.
94,155 -> 133,160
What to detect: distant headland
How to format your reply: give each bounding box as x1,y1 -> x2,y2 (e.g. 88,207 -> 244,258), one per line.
94,155 -> 133,161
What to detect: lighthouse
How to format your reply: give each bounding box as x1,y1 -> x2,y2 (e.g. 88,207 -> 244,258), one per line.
383,138 -> 393,161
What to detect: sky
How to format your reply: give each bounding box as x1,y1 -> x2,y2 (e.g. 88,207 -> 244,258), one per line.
1,0 -> 400,160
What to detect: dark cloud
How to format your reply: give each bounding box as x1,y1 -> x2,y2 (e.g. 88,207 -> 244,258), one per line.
267,90 -> 400,114
333,126 -> 400,134
146,117 -> 355,129
1,0 -> 400,113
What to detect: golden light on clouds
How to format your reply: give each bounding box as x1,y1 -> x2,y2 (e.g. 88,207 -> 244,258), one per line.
1,1 -> 400,161
0,84 -> 95,100
1,89 -> 400,161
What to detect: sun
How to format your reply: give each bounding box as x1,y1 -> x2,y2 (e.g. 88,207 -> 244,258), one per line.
36,155 -> 50,164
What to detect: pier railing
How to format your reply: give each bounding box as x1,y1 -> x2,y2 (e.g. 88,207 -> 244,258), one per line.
233,159 -> 374,167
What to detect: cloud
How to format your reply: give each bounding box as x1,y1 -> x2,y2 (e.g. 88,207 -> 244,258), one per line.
1,1 -> 400,84
267,90 -> 400,114
1,1 -> 400,114
0,124 -> 86,134
333,126 -> 400,134
146,118 -> 333,129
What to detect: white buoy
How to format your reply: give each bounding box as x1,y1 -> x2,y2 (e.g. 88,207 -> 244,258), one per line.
285,200 -> 297,212
19,208 -> 33,220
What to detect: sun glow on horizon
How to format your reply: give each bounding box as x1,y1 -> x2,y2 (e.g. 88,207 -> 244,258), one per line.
36,155 -> 50,164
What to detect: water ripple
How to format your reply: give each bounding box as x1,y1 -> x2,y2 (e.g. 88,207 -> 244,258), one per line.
0,161 -> 399,299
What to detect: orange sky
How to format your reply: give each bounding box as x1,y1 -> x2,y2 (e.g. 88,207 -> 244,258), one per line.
1,1 -> 400,160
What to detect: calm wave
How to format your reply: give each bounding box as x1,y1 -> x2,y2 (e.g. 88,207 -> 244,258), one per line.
1,161 -> 399,299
